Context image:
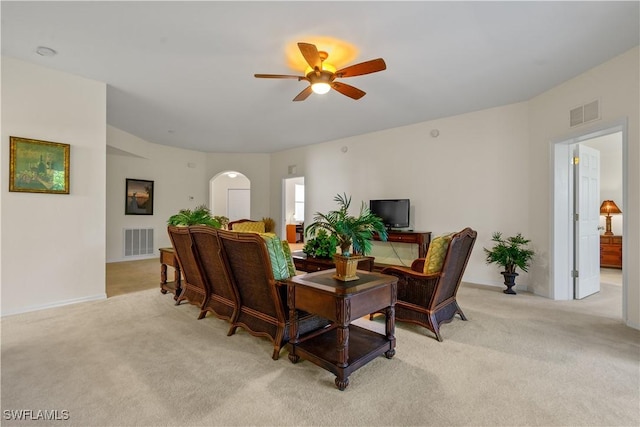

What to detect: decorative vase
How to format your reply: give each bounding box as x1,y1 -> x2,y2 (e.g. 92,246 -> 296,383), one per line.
501,271 -> 519,294
333,254 -> 362,282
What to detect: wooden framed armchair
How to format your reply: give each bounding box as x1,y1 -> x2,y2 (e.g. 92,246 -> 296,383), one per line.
167,225 -> 208,318
375,227 -> 477,341
189,226 -> 238,323
216,229 -> 329,360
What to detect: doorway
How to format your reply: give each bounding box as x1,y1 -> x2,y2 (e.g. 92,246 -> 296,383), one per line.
552,121 -> 627,318
283,176 -> 304,244
210,171 -> 251,221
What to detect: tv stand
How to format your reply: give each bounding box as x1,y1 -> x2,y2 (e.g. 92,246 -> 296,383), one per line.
372,231 -> 431,258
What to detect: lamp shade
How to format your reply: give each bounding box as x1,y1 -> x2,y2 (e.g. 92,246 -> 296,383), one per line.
600,200 -> 622,215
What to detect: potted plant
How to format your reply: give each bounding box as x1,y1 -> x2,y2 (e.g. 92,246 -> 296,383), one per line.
305,193 -> 387,281
213,215 -> 229,229
168,204 -> 221,228
303,229 -> 338,259
484,232 -> 535,294
262,217 -> 276,233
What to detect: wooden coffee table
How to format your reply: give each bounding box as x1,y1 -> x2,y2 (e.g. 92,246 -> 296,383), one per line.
287,269 -> 397,390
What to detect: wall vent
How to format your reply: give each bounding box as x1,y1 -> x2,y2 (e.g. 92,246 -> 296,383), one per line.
123,228 -> 154,257
570,99 -> 600,127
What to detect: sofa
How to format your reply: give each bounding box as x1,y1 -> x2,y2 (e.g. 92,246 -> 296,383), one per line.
167,225 -> 329,359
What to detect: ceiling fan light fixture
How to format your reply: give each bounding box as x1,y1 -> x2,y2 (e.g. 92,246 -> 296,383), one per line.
308,69 -> 334,95
255,41 -> 386,101
311,82 -> 331,94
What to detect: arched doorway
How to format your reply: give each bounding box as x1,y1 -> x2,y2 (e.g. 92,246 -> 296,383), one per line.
210,171 -> 251,222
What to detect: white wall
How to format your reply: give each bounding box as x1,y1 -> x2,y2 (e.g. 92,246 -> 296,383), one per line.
270,47 -> 639,329
271,102 -> 531,288
106,126 -> 210,262
106,134 -> 272,260
4,48 -> 637,328
1,57 -> 107,315
528,47 -> 639,327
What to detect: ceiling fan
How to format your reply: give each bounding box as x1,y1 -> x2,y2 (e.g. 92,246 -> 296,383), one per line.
254,42 -> 386,101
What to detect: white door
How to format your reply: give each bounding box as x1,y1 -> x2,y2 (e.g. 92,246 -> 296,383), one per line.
574,144 -> 600,299
227,188 -> 250,221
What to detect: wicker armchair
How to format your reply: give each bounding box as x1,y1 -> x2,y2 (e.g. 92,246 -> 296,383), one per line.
376,227 -> 477,341
167,226 -> 208,318
216,229 -> 329,360
189,226 -> 238,323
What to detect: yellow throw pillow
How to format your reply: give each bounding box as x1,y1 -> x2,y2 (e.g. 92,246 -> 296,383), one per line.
233,221 -> 265,233
423,233 -> 454,274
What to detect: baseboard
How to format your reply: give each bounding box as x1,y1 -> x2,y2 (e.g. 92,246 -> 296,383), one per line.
107,254 -> 157,263
1,293 -> 107,317
625,319 -> 640,330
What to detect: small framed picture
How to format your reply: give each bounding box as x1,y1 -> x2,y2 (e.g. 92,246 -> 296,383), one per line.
125,178 -> 154,215
9,136 -> 70,194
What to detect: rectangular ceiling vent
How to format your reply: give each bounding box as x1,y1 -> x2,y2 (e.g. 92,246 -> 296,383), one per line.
570,99 -> 600,127
124,228 -> 154,257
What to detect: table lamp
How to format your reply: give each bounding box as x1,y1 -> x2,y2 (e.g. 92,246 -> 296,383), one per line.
599,200 -> 621,236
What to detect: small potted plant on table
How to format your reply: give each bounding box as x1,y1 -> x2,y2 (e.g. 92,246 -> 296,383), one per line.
305,193 -> 387,281
484,232 -> 535,294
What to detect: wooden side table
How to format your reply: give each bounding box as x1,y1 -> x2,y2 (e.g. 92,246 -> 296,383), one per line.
159,247 -> 182,302
287,269 -> 397,390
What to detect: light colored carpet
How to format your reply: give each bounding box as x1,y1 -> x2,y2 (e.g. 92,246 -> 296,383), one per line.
1,280 -> 638,426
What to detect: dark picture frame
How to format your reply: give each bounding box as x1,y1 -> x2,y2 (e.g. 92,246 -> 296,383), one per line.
9,136 -> 70,194
125,178 -> 154,215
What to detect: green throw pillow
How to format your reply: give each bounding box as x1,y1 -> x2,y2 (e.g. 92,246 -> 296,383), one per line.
280,240 -> 297,277
423,233 -> 454,274
260,233 -> 290,281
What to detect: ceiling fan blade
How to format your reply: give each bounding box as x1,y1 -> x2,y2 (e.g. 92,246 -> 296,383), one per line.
297,42 -> 322,70
336,58 -> 387,78
331,82 -> 366,100
293,86 -> 313,102
254,73 -> 303,80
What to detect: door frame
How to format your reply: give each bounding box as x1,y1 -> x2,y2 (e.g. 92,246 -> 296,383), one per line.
551,118 -> 627,316
281,175 -> 305,238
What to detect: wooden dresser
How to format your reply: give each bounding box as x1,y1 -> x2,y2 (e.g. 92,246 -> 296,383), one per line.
600,235 -> 622,269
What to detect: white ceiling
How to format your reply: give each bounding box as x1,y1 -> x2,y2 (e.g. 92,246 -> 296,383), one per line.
2,1 -> 638,153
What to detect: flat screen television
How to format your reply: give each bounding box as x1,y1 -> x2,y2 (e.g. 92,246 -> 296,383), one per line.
369,199 -> 410,229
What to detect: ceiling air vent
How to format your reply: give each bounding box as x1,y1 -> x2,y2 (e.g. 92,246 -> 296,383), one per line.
570,99 -> 600,127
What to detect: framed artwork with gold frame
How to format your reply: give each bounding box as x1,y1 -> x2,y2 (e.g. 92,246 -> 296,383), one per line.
9,136 -> 70,194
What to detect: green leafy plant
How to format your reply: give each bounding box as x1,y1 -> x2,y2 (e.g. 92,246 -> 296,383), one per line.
167,204 -> 221,228
303,229 -> 338,259
213,215 -> 229,229
305,193 -> 387,256
484,232 -> 535,274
